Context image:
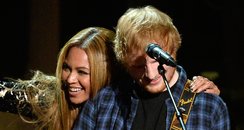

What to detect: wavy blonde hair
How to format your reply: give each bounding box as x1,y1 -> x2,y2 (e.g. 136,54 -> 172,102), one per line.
53,27 -> 115,130
0,27 -> 115,130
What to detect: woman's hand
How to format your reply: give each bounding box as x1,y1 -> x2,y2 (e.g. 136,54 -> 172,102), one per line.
190,76 -> 220,95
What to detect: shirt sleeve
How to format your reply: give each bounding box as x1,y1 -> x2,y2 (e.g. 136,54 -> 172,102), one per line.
73,99 -> 96,130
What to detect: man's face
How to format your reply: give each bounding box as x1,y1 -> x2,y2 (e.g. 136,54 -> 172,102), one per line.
127,52 -> 176,94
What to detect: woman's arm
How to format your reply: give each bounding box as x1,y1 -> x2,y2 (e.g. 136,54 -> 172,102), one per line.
190,76 -> 220,95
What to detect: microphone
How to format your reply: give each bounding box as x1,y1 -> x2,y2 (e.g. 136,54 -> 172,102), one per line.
145,43 -> 177,67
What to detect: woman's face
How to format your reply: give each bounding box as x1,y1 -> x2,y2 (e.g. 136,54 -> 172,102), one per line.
61,46 -> 91,105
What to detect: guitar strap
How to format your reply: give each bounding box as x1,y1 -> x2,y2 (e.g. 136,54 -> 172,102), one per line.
170,79 -> 197,130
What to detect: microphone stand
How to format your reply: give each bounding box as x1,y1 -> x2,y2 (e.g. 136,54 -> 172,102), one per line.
158,64 -> 186,130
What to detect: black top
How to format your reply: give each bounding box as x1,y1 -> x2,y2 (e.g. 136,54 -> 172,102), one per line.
132,87 -> 171,130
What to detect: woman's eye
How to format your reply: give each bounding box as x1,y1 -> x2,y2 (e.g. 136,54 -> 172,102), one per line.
62,63 -> 70,71
78,70 -> 89,75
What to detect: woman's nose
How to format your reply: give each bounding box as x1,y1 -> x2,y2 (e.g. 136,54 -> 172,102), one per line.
67,72 -> 78,83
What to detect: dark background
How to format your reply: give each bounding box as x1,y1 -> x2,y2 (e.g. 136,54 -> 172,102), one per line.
0,0 -> 243,129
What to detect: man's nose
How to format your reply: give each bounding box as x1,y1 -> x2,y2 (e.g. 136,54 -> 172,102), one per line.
144,63 -> 157,79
